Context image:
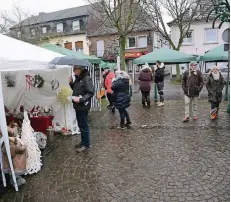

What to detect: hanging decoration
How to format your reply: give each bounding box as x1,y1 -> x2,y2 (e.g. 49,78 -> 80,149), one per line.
25,75 -> 33,91
5,73 -> 16,87
32,74 -> 44,88
51,79 -> 60,91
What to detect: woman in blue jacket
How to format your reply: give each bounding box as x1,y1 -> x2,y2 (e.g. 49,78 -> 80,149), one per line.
112,71 -> 131,129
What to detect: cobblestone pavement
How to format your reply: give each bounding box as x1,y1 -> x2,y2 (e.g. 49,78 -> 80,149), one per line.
0,86 -> 230,202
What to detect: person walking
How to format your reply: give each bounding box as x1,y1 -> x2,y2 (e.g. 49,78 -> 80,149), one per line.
206,66 -> 225,120
138,63 -> 153,107
155,61 -> 165,107
105,68 -> 116,113
69,66 -> 94,152
182,61 -> 204,122
111,71 -> 131,129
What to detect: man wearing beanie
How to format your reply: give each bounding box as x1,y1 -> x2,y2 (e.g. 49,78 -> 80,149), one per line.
182,61 -> 204,122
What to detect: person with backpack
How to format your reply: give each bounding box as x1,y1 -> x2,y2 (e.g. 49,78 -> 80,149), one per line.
182,61 -> 204,122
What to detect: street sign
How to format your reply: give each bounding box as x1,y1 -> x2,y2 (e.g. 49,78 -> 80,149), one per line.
222,28 -> 230,43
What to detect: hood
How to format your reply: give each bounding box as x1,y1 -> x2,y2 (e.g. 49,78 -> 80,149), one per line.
159,63 -> 165,69
141,63 -> 152,72
115,70 -> 130,81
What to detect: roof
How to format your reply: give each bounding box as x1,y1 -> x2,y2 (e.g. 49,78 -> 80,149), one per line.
12,4 -> 91,28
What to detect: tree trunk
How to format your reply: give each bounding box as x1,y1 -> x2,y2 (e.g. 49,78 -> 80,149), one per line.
119,35 -> 126,71
176,64 -> 181,81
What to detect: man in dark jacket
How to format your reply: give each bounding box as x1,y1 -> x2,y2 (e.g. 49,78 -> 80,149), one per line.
155,61 -> 165,107
138,63 -> 153,107
206,66 -> 225,120
182,61 -> 204,122
69,66 -> 94,152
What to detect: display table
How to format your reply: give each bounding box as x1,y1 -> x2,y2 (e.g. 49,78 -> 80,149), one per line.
30,116 -> 54,134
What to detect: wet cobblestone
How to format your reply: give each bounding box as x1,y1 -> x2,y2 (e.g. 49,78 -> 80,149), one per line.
0,97 -> 229,202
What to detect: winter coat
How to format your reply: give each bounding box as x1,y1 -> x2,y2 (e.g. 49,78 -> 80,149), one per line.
69,71 -> 95,111
206,73 -> 225,103
182,70 -> 204,97
105,72 -> 115,93
155,63 -> 165,83
138,66 -> 153,91
111,78 -> 131,109
2,137 -> 27,174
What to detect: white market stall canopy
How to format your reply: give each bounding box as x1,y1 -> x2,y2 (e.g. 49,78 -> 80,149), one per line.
0,34 -> 62,64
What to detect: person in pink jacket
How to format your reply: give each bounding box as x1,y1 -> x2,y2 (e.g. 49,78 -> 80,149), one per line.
105,69 -> 115,113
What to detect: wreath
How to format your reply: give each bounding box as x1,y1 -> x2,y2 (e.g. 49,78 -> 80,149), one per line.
5,73 -> 16,87
32,74 -> 44,88
51,79 -> 60,91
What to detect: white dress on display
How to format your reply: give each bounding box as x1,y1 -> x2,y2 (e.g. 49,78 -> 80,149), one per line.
21,112 -> 42,175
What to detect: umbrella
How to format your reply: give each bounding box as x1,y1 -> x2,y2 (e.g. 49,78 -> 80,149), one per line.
50,56 -> 92,67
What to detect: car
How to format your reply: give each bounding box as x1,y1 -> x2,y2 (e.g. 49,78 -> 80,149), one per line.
203,67 -> 229,83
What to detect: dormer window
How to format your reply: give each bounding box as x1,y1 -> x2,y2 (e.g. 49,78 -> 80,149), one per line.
57,23 -> 63,32
73,21 -> 80,31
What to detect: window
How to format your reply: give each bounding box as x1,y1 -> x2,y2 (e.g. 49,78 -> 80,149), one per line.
183,30 -> 193,44
127,37 -> 136,48
17,31 -> 21,38
97,40 -> 105,57
205,29 -> 218,43
73,21 -> 80,31
64,42 -> 72,50
57,23 -> 63,32
31,29 -> 35,36
137,36 -> 147,48
42,27 -> 47,34
75,41 -> 83,53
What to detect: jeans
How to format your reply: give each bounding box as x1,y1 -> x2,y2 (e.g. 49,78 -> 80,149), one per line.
75,110 -> 90,148
141,91 -> 150,105
118,108 -> 130,126
184,95 -> 198,117
211,102 -> 220,115
157,82 -> 164,102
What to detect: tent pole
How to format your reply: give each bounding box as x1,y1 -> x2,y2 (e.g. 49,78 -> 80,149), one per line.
0,73 -> 18,191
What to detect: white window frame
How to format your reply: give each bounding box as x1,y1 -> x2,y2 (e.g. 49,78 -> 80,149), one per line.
204,28 -> 218,44
73,20 -> 80,31
137,35 -> 147,48
31,29 -> 35,36
57,23 -> 63,32
42,27 -> 47,34
17,31 -> 21,38
182,30 -> 193,45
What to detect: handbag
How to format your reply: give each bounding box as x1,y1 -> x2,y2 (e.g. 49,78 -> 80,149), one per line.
97,88 -> 105,99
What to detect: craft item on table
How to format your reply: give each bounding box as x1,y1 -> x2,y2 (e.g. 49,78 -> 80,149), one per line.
33,110 -> 39,117
5,73 -> 16,87
51,79 -> 60,91
21,112 -> 42,175
33,132 -> 47,149
13,110 -> 24,120
57,86 -> 72,135
25,75 -> 33,91
32,74 -> 44,88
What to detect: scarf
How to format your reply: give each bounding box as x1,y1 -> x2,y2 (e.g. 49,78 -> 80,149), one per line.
212,72 -> 220,81
190,68 -> 197,75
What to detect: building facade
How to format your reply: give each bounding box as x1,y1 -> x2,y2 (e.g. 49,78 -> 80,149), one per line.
10,5 -> 91,55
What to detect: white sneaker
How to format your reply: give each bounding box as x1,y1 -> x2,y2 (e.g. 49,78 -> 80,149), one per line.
157,102 -> 165,107
156,102 -> 160,105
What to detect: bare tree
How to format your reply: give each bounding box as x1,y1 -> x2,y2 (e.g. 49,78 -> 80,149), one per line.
87,0 -> 148,70
144,0 -> 213,80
